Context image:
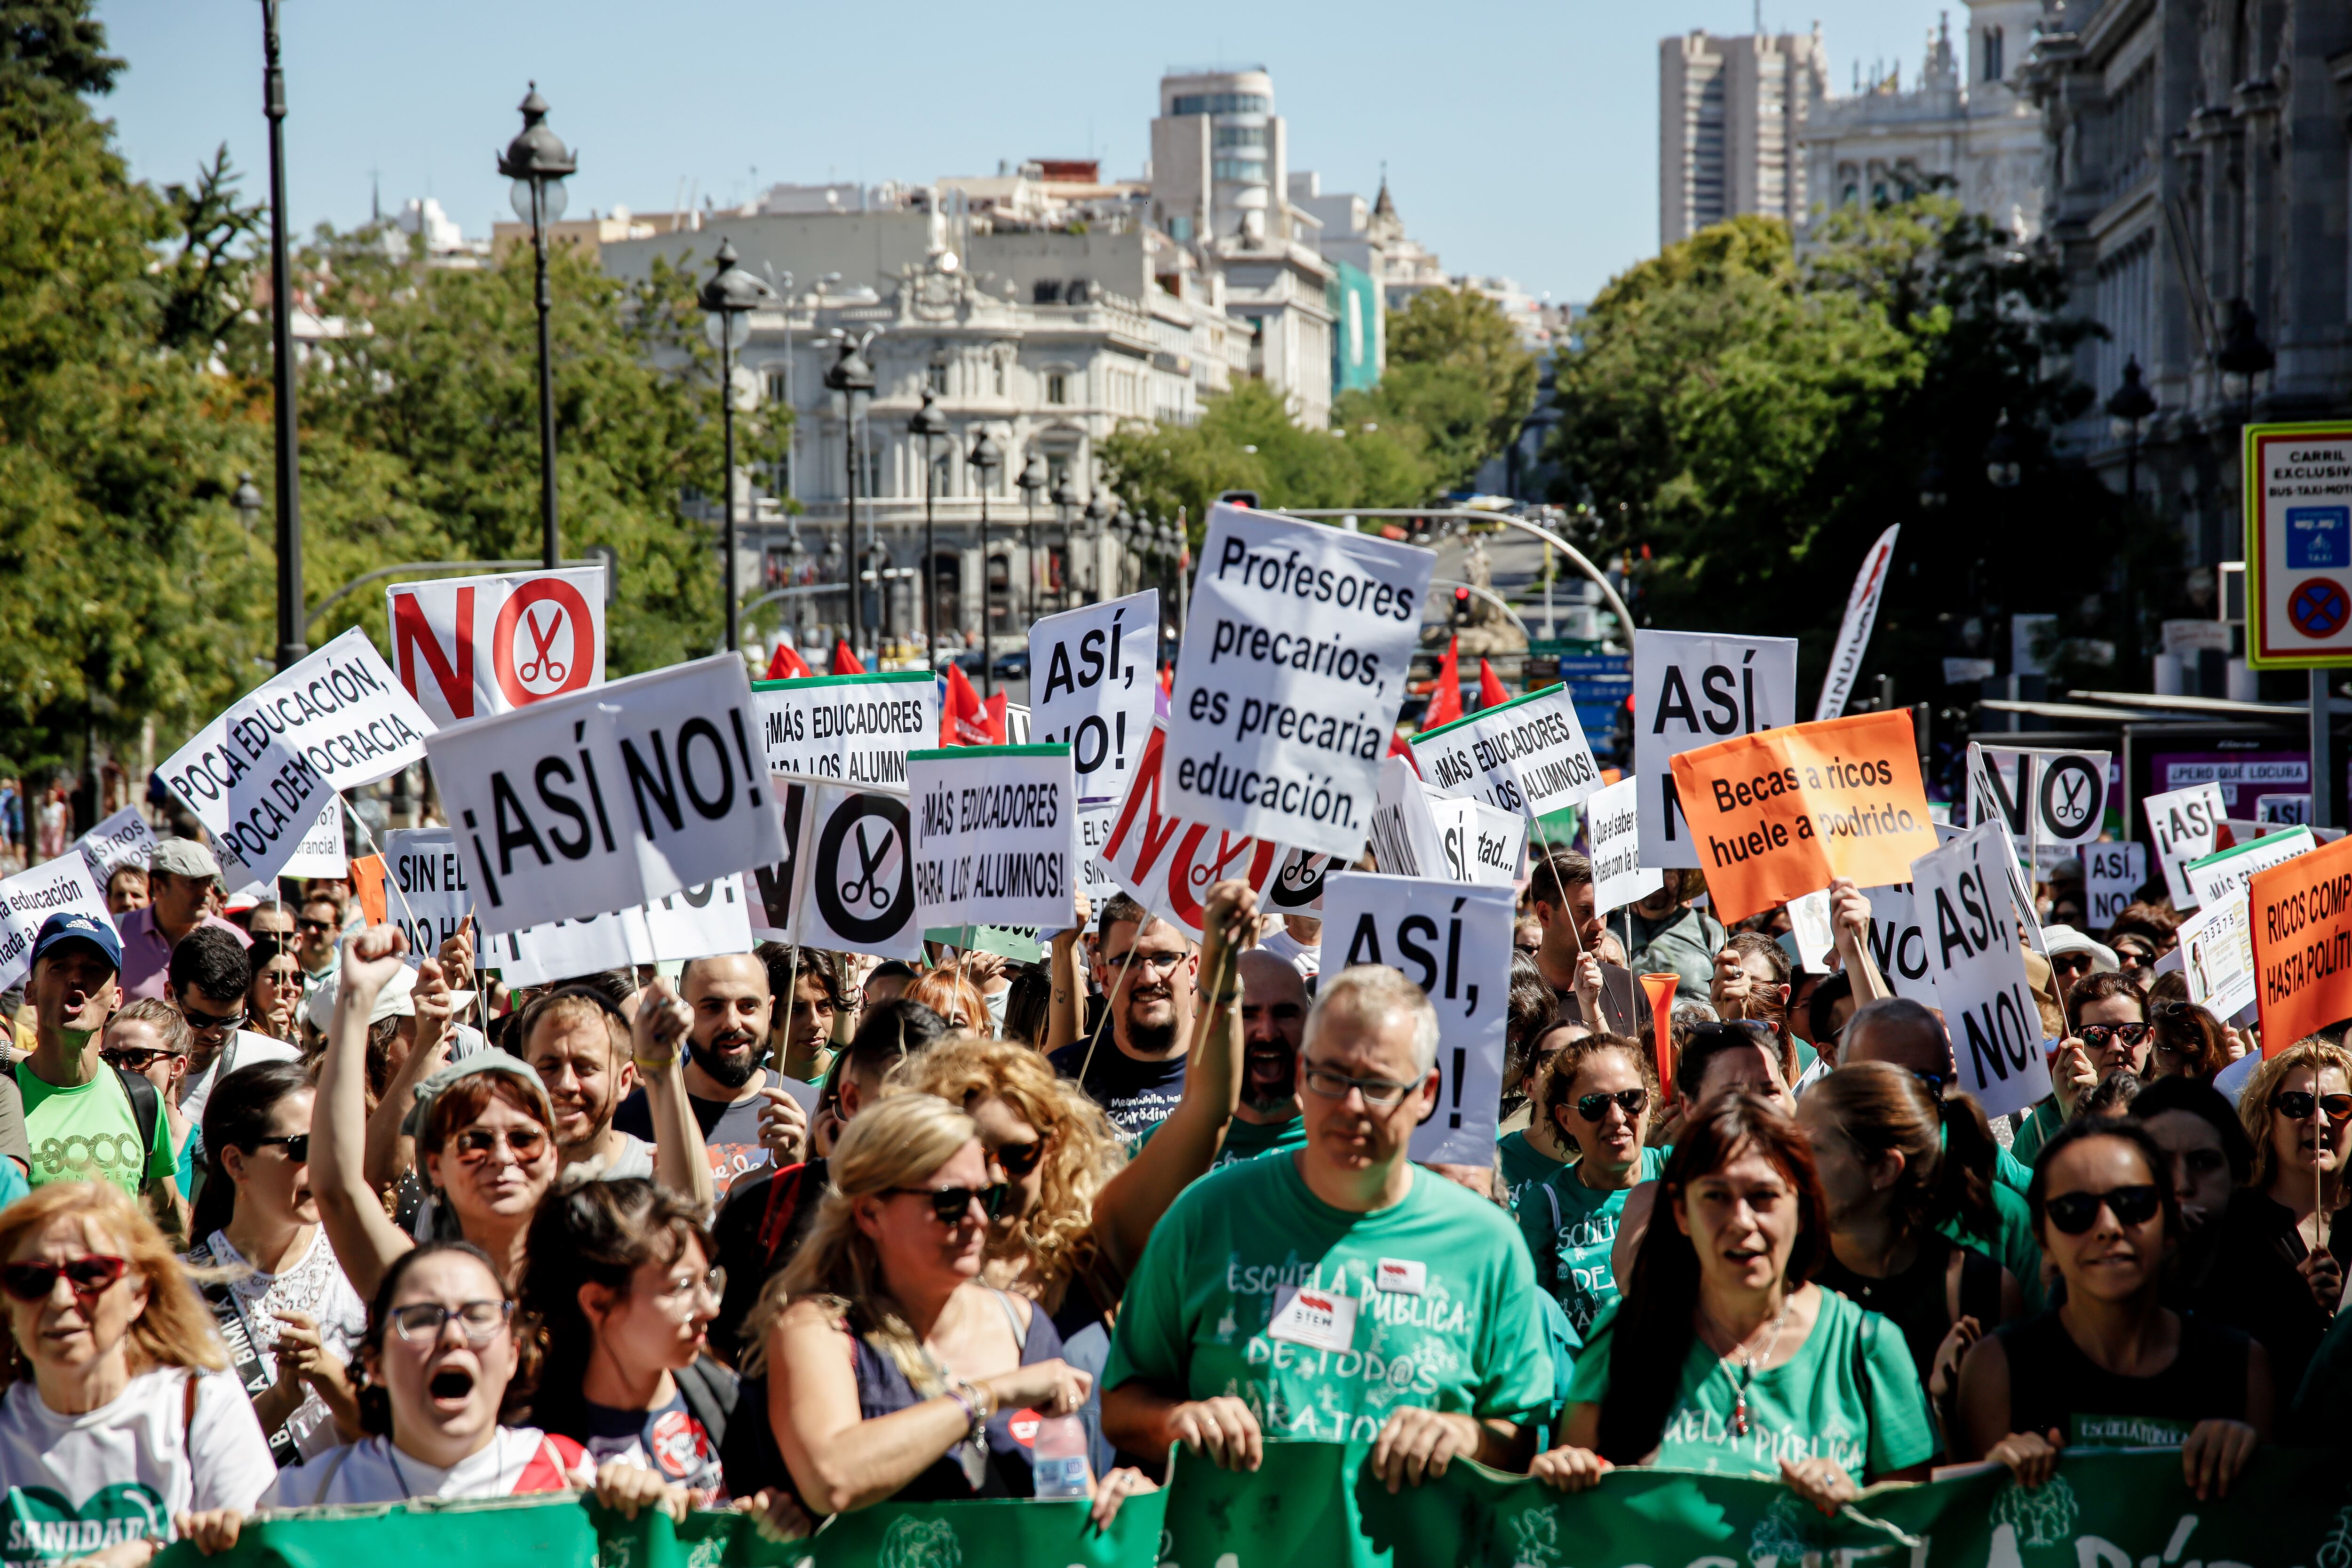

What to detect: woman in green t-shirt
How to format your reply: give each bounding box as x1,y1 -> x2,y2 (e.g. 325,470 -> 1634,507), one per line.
1530,1093 -> 1935,1515
1516,1033 -> 1663,1336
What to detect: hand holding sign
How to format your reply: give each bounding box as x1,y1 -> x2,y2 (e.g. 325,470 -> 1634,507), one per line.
1907,820 -> 2052,1121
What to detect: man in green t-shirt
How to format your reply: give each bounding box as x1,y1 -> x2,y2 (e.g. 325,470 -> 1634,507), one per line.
16,912 -> 182,1241
1103,964 -> 1555,1488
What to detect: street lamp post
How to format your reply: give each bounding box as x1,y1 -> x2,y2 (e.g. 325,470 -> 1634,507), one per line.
231,472 -> 264,533
824,335 -> 876,656
1050,471 -> 1080,613
497,84 -> 575,571
258,0 -> 306,670
700,238 -> 775,659
967,428 -> 1004,701
1084,489 -> 1114,605
2106,355 -> 2157,505
1984,409 -> 2025,490
908,390 -> 951,662
1017,451 -> 1046,634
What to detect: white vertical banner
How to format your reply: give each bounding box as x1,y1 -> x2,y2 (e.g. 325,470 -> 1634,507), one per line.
1907,820 -> 2053,1121
1320,872 -> 1515,1166
1632,630 -> 1800,869
906,744 -> 1078,934
1366,753 -> 1446,879
1586,774 -> 1664,913
0,855 -> 115,992
2145,782 -> 2228,909
73,807 -> 157,885
1027,590 -> 1159,806
1166,505 -> 1431,859
2084,841 -> 2147,927
1812,523 -> 1900,722
385,565 -> 607,726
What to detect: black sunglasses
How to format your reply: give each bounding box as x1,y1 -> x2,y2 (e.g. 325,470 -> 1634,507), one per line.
2080,1023 -> 2151,1048
2044,1184 -> 2162,1235
1573,1088 -> 1647,1123
247,1133 -> 310,1162
891,1183 -> 1009,1224
2275,1091 -> 2352,1125
991,1139 -> 1047,1178
0,1254 -> 129,1303
100,1047 -> 183,1072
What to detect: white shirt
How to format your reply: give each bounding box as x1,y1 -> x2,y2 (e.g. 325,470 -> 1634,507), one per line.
260,1428 -> 590,1507
199,1228 -> 369,1460
569,1131 -> 657,1183
180,1031 -> 302,1130
0,1369 -> 274,1562
1255,928 -> 1320,978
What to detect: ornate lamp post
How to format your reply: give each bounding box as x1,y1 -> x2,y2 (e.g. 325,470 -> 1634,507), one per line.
908,390 -> 951,661
2105,355 -> 2157,505
824,335 -> 876,654
700,238 -> 774,657
497,84 -> 576,571
1017,450 -> 1047,631
967,428 -> 1004,700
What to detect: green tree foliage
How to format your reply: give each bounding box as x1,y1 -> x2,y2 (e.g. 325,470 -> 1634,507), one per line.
1547,197 -> 2164,701
1345,286 -> 1540,489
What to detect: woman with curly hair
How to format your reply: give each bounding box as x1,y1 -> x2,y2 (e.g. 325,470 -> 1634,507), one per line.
1517,1032 -> 1663,1338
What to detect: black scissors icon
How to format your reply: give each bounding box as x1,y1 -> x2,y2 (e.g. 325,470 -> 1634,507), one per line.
838,819 -> 897,910
517,606 -> 568,684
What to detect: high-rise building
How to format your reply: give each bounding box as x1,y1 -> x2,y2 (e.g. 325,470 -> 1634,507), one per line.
1659,27 -> 1828,246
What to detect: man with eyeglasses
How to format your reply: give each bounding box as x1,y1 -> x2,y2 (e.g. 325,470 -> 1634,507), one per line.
1103,965 -> 1554,1487
294,896 -> 344,996
117,837 -> 248,1001
1048,893 -> 1201,1139
169,925 -> 301,1132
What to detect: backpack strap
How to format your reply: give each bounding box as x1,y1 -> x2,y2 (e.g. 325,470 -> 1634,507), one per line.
114,1064 -> 161,1171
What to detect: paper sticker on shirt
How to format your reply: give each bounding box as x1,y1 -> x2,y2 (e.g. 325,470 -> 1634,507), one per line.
1267,1284 -> 1359,1353
648,1408 -> 712,1479
1374,1258 -> 1427,1296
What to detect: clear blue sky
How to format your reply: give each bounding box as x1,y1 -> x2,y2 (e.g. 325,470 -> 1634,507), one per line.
95,0 -> 1951,303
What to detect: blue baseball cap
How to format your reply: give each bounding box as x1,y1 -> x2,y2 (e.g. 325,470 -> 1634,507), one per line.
31,912 -> 122,975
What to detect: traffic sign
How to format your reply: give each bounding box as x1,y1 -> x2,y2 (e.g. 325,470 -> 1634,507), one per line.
2246,421 -> 2352,667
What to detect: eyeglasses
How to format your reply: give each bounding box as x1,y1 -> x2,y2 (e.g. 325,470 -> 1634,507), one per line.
1574,1088 -> 1648,1123
1303,1064 -> 1417,1107
1104,950 -> 1186,976
890,1184 -> 1010,1224
452,1126 -> 549,1163
2079,1023 -> 2151,1049
2275,1091 -> 2352,1125
388,1299 -> 513,1345
2043,1184 -> 2162,1235
0,1254 -> 129,1303
990,1138 -> 1048,1178
181,1005 -> 246,1035
100,1047 -> 183,1072
246,1133 -> 310,1162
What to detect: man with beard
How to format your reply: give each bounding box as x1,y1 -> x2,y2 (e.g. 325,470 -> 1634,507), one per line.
613,952 -> 808,1200
1526,852 -> 1639,1035
517,979 -> 712,1211
1128,946 -> 1309,1172
1048,893 -> 1199,1139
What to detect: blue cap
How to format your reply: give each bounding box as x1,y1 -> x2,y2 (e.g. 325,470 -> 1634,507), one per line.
31,912 -> 121,974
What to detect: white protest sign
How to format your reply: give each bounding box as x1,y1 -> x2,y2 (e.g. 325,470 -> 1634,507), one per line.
1428,798 -> 1526,888
159,628 -> 432,888
0,855 -> 114,992
1968,745 -> 2112,867
1908,820 -> 2052,1120
224,796 -> 346,883
908,745 -> 1077,933
2084,842 -> 2146,928
382,828 -> 474,966
386,565 -> 607,726
486,909 -> 634,986
485,878 -> 754,988
1407,683 -> 1601,819
2257,793 -> 2313,826
2182,826 -> 2315,911
754,669 -> 940,786
1321,872 -> 1514,1167
426,653 -> 783,936
73,807 -> 156,885
1960,746 -> 2050,960
1859,883 -> 1941,1004
1586,775 -> 1663,913
1813,523 -> 1899,721
2177,891 -> 2255,1020
1076,806 -> 1123,916
1632,630 -> 1800,869
1367,754 -> 1446,879
636,876 -> 755,963
748,777 -> 923,962
1168,505 -> 1431,859
1028,590 -> 1158,805
1263,846 -> 1337,916
2145,782 -> 2228,908
1099,722 -> 1331,939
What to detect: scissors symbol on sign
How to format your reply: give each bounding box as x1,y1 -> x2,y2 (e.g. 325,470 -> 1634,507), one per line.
517,605 -> 568,684
839,820 -> 896,910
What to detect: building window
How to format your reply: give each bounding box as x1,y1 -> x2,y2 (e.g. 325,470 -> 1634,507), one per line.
927,361 -> 948,395
1033,279 -> 1064,305
1985,26 -> 2003,81
1213,159 -> 1268,182
1168,215 -> 1193,242
1214,125 -> 1267,149
1046,371 -> 1069,406
763,369 -> 788,405
993,358 -> 1006,396
1171,92 -> 1271,116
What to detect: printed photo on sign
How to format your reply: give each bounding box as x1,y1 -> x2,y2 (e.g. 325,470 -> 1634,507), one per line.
1319,872 -> 1513,1167
1585,774 -> 1663,913
386,565 -> 606,725
907,745 -> 1078,933
1028,589 -> 1158,805
2177,892 -> 2256,1020
1166,504 -> 1431,860
1407,683 -> 1601,819
426,653 -> 783,936
0,855 -> 114,992
2145,781 -> 2227,908
1631,630 -> 1798,870
755,669 -> 941,785
1907,821 -> 2051,1121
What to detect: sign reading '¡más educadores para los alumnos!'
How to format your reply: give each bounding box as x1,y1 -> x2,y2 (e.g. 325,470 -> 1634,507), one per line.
1166,506 -> 1432,861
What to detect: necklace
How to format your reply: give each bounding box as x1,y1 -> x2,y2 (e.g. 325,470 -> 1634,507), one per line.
1704,1295 -> 1794,1439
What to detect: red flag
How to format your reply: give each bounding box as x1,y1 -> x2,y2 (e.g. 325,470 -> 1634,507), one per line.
942,662 -> 993,745
1159,665 -> 1173,699
763,643 -> 813,681
983,692 -> 1009,745
1477,658 -> 1509,711
1418,638 -> 1462,730
831,640 -> 865,676
1387,729 -> 1422,776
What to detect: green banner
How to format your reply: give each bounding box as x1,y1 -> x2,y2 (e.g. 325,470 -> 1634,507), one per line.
150,1444 -> 2352,1568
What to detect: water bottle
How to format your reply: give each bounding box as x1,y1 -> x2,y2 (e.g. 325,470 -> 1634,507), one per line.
1030,1414 -> 1093,1498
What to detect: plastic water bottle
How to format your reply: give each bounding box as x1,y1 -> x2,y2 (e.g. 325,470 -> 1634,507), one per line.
1030,1414 -> 1093,1498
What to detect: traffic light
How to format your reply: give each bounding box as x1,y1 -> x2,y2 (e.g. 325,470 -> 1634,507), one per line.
1452,586 -> 1471,625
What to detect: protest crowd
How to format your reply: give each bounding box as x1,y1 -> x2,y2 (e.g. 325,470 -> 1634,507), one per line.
6,504 -> 2352,1568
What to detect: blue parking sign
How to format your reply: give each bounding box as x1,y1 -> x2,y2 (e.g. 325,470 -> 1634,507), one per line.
2287,506 -> 2350,569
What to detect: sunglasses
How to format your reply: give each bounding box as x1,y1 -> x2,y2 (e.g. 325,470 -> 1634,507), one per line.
246,1133 -> 310,1162
2079,1023 -> 2150,1049
100,1047 -> 183,1072
296,919 -> 335,934
0,1254 -> 129,1303
890,1183 -> 1010,1224
2275,1091 -> 2352,1124
991,1138 -> 1048,1178
2044,1184 -> 2162,1234
452,1126 -> 549,1163
1573,1088 -> 1648,1123
181,1006 -> 247,1035
388,1299 -> 513,1345
2116,950 -> 2152,968
2052,953 -> 2097,973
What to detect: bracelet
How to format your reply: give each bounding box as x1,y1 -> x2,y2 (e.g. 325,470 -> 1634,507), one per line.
632,1051 -> 675,1074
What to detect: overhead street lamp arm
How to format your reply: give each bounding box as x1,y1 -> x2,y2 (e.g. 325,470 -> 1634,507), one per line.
1263,508 -> 1636,640
305,557 -> 604,632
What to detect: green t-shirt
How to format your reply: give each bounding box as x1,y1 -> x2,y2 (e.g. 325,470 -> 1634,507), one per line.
17,1065 -> 175,1196
1939,1180 -> 2044,1316
1517,1146 -> 1669,1337
1131,1112 -> 1308,1174
1565,1289 -> 1937,1480
1497,1129 -> 1569,1215
2011,1098 -> 2063,1167
1994,1140 -> 2034,1196
1104,1154 -> 1555,1442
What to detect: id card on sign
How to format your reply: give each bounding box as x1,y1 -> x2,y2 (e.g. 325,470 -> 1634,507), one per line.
1268,1285 -> 1358,1353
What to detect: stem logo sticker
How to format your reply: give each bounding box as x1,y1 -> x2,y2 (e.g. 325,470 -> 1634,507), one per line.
2289,578 -> 2350,639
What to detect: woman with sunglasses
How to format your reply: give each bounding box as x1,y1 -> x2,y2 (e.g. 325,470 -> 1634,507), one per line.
313,927 -> 561,1299
1955,1118 -> 2268,1499
184,1061 -> 367,1465
2110,934 -> 2157,990
243,939 -> 306,1045
2013,972 -> 2150,1168
733,1094 -> 1140,1526
1531,1093 -> 1935,1511
1518,1034 -> 1664,1339
2204,1040 -> 2352,1395
0,1182 -> 275,1566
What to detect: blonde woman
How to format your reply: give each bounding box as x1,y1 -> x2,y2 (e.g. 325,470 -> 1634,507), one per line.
0,1184 -> 274,1566
731,1094 -> 1146,1524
